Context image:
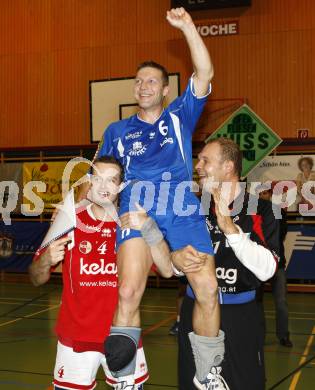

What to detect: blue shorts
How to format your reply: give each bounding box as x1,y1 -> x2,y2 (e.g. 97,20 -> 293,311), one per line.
117,181 -> 214,255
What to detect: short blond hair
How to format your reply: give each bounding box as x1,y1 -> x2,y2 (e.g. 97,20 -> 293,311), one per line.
207,137 -> 242,177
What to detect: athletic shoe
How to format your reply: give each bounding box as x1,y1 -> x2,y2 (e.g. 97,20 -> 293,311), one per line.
113,381 -> 142,389
193,366 -> 230,390
113,383 -> 135,390
279,337 -> 293,347
168,320 -> 179,335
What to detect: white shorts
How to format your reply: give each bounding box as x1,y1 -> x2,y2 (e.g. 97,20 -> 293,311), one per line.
53,341 -> 149,389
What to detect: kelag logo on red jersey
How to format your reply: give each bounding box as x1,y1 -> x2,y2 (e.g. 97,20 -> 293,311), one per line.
80,258 -> 117,275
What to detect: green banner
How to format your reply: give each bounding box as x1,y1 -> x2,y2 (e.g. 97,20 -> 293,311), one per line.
206,104 -> 282,178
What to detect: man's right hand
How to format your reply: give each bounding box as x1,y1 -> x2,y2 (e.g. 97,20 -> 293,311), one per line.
166,7 -> 194,32
172,245 -> 207,274
41,236 -> 71,267
212,188 -> 239,235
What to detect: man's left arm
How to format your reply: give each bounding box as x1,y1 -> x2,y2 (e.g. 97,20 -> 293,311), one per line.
166,7 -> 213,96
224,220 -> 279,282
213,190 -> 279,281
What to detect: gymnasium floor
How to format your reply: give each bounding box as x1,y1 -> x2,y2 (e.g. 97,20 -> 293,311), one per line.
0,280 -> 314,390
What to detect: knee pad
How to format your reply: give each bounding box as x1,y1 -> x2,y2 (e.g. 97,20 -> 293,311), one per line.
105,326 -> 141,376
105,334 -> 137,372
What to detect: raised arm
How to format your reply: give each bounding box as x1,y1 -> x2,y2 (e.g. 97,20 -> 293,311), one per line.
166,7 -> 213,96
29,236 -> 70,286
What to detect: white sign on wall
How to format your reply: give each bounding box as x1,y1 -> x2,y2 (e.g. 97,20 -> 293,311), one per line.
90,74 -> 180,142
196,20 -> 239,37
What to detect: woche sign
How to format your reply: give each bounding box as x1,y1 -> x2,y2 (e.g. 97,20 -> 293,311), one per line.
206,104 -> 282,178
196,20 -> 239,37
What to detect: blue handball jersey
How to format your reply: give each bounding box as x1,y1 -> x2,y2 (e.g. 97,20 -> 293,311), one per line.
97,78 -> 211,184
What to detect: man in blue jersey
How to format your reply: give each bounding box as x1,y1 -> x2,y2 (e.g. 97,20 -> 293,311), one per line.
93,8 -> 226,390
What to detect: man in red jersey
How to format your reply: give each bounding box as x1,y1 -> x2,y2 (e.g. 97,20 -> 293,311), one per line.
29,156 -> 173,390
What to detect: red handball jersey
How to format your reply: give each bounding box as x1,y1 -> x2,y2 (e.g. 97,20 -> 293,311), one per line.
53,205 -> 118,352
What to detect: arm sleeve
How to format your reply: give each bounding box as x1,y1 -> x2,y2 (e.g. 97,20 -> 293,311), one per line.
225,226 -> 277,281
225,202 -> 280,281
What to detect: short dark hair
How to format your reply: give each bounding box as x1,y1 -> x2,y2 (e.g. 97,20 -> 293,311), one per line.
298,156 -> 314,171
137,61 -> 169,86
207,137 -> 243,178
92,155 -> 123,181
